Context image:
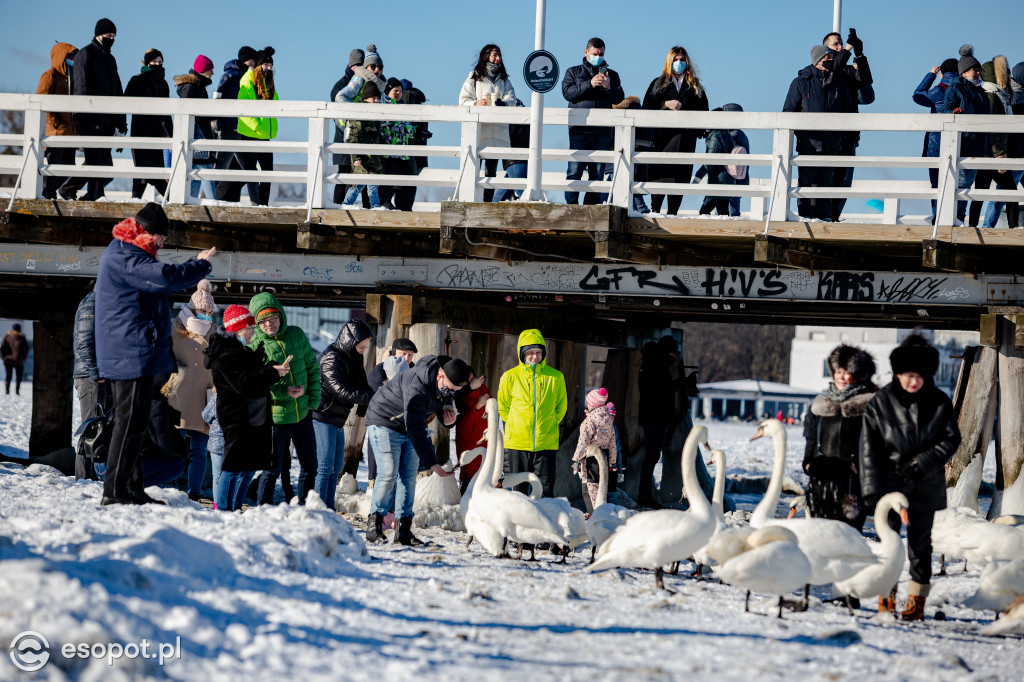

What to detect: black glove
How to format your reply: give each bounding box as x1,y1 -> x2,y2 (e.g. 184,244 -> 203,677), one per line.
899,457 -> 924,481
847,28 -> 864,57
862,493 -> 880,510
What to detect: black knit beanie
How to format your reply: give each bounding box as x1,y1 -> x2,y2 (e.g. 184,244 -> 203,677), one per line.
940,58 -> 959,75
135,202 -> 169,235
237,45 -> 256,63
94,18 -> 116,36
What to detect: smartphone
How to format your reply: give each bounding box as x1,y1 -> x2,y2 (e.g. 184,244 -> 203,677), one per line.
598,65 -> 608,75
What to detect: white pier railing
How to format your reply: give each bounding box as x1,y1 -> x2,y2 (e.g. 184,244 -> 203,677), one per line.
1,93 -> 1023,225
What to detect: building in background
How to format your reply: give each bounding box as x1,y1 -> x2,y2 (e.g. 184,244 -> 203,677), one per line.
789,326 -> 978,396
691,379 -> 817,422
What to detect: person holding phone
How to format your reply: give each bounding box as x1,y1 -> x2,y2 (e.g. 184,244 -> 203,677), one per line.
247,292 -> 321,505
459,44 -> 517,202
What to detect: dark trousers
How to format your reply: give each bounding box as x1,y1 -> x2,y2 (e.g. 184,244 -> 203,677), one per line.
103,376 -> 155,499
79,123 -> 114,201
257,413 -> 317,505
970,169 -> 1020,228
639,422 -> 667,504
4,363 -> 23,394
887,504 -> 936,585
240,137 -> 273,206
796,153 -> 841,221
481,158 -> 498,203
131,148 -> 168,199
504,448 -> 556,498
43,146 -> 84,198
830,142 -> 856,221
566,127 -> 612,205
214,129 -> 244,202
927,165 -> 939,223
699,196 -> 731,216
378,157 -> 416,209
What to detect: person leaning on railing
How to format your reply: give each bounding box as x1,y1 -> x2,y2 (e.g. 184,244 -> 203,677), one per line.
174,55 -> 217,202
379,78 -> 417,211
124,48 -> 172,200
235,46 -> 278,206
941,45 -> 989,225
912,57 -> 960,225
37,41 -> 85,200
972,57 -> 1019,228
984,61 -> 1024,228
212,46 -> 255,203
459,43 -> 517,203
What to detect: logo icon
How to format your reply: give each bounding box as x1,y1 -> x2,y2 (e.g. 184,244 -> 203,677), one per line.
522,50 -> 559,94
10,631 -> 50,672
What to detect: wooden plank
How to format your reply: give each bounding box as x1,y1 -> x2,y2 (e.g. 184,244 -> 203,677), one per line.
922,239 -> 980,274
946,346 -> 996,498
441,201 -> 624,233
297,222 -> 439,257
980,314 -> 1000,346
754,234 -> 874,271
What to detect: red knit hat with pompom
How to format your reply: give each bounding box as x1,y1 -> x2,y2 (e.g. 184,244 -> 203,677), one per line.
223,304 -> 255,332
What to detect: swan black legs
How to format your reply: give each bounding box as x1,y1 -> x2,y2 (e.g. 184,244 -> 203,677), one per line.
777,596 -> 785,619
744,590 -> 751,612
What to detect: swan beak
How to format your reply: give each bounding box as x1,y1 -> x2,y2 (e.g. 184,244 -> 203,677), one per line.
476,434 -> 487,445
704,459 -> 713,466
702,441 -> 711,450
899,509 -> 910,527
787,507 -> 798,519
749,427 -> 765,442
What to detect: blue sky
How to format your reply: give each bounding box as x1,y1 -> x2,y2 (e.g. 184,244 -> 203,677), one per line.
3,0 -> 1022,204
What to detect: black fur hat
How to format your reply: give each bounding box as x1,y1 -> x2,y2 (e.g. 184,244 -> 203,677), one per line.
827,344 -> 876,384
889,333 -> 939,378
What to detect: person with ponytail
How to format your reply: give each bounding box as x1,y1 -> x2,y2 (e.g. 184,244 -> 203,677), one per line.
236,46 -> 279,206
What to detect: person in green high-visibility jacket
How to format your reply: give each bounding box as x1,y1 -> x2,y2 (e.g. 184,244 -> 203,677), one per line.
497,329 -> 567,498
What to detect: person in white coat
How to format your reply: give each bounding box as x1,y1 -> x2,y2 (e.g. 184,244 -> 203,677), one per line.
459,44 -> 517,202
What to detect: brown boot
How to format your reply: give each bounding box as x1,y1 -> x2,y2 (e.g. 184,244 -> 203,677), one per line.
878,586 -> 897,613
901,582 -> 929,621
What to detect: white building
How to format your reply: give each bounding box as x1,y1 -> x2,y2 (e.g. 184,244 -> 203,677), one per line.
692,379 -> 818,422
789,326 -> 979,395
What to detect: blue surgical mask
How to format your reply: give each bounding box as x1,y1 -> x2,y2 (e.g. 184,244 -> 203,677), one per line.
672,61 -> 686,75
65,58 -> 75,70
588,54 -> 604,68
196,312 -> 213,322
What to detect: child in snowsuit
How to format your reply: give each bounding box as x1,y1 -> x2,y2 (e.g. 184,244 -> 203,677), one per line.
573,388 -> 619,512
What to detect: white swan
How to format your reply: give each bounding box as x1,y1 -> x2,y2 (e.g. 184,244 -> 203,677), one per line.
713,525 -> 812,618
501,471 -> 588,561
750,419 -> 877,588
693,449 -> 745,572
583,444 -> 637,562
458,447 -> 487,526
461,443 -> 507,557
963,559 -> 1024,614
465,399 -> 567,558
932,506 -> 1024,566
787,495 -> 808,519
982,594 -> 1024,636
834,492 -> 910,612
586,425 -> 716,591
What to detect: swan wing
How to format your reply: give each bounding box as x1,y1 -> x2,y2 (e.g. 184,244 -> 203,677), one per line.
714,541 -> 811,595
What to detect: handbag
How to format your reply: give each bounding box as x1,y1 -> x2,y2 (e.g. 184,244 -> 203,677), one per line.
74,405 -> 115,463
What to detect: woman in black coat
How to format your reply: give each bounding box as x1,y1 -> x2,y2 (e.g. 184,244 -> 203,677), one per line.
124,48 -> 172,199
312,319 -> 375,509
859,333 -> 961,621
803,344 -> 877,530
641,46 -> 709,215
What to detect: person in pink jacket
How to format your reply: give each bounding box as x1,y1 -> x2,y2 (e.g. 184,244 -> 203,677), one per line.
573,388 -> 618,511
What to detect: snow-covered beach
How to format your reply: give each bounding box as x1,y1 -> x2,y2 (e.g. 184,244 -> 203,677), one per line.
1,384 -> 1021,681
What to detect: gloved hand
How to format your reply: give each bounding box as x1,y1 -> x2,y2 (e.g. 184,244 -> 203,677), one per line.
847,28 -> 864,57
899,457 -> 924,481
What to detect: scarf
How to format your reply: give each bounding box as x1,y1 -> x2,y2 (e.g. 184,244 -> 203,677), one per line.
111,218 -> 160,258
824,382 -> 867,403
254,67 -> 275,100
178,307 -> 212,338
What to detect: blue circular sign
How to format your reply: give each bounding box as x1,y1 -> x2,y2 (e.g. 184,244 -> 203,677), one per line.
523,50 -> 559,94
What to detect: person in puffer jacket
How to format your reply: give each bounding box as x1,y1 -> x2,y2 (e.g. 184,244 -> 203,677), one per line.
573,388 -> 619,512
247,292 -> 321,506
942,45 -> 990,223
312,319 -> 375,509
497,329 -> 567,499
859,333 -> 961,622
913,57 -> 958,222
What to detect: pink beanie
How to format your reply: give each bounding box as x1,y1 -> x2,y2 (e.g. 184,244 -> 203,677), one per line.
193,54 -> 215,74
606,402 -> 616,417
586,388 -> 608,411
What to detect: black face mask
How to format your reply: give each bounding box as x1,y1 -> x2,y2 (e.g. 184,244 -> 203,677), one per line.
437,385 -> 457,400
98,36 -> 114,50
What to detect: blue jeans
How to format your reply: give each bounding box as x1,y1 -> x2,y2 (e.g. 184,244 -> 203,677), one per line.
495,161 -> 527,202
344,184 -> 380,208
984,170 -> 1024,227
181,430 -> 210,496
313,419 -> 345,509
367,425 -> 419,519
257,413 -> 318,505
565,128 -> 611,205
210,451 -> 224,505
190,175 -> 216,201
956,168 -> 978,222
216,469 -> 254,511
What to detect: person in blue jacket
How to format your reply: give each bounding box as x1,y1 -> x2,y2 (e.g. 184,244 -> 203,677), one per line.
913,58 -> 959,223
942,47 -> 990,223
561,37 -> 624,205
94,202 -> 215,505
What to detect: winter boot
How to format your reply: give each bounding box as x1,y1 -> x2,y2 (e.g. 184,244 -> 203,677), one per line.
365,513 -> 387,544
901,582 -> 929,621
396,516 -> 424,546
878,586 -> 897,613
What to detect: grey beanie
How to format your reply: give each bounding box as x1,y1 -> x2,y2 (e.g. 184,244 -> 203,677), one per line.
348,48 -> 364,68
810,44 -> 830,66
958,44 -> 980,75
363,43 -> 383,69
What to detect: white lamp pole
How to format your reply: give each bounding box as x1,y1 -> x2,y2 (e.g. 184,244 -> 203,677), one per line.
833,0 -> 842,33
521,0 -> 546,202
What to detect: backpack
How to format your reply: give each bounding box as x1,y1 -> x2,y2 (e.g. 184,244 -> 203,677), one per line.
74,405 -> 115,480
726,145 -> 748,180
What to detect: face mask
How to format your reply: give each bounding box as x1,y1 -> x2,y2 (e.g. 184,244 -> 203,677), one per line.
672,61 -> 686,75
98,37 -> 114,49
587,54 -> 604,68
437,385 -> 456,399
196,312 -> 213,322
236,334 -> 247,345
485,62 -> 501,78
65,58 -> 75,70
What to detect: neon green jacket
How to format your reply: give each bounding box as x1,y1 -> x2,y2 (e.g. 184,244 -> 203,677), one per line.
497,329 -> 567,451
247,292 -> 320,424
236,69 -> 278,140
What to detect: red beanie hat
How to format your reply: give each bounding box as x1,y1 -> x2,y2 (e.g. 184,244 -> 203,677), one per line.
586,388 -> 609,411
193,54 -> 214,74
223,304 -> 255,332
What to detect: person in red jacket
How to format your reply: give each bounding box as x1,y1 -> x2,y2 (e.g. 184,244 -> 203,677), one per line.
455,372 -> 489,494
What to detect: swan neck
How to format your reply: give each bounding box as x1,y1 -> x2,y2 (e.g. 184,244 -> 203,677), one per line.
875,498 -> 900,546
682,434 -> 711,519
751,427 -> 786,528
596,448 -> 609,507
712,454 -> 725,519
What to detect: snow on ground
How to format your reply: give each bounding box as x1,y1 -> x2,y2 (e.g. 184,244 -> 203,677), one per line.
1,384 -> 1022,681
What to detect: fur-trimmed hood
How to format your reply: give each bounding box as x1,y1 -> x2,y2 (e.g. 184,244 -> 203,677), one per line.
613,95 -> 640,109
810,390 -> 875,418
112,218 -> 161,258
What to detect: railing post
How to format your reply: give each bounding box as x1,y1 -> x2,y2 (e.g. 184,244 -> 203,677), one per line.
935,126 -> 960,227
21,109 -> 46,200
457,117 -> 482,202
768,128 -> 794,222
611,123 -> 635,210
167,113 -> 192,205
306,117 -> 330,212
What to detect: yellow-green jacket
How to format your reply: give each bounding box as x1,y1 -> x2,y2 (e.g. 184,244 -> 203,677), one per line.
497,329 -> 567,451
236,69 -> 278,140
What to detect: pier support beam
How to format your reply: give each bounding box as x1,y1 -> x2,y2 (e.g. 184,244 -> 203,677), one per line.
29,319 -> 74,464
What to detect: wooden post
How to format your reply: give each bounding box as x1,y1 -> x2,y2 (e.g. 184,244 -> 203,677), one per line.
556,341 -> 587,446
768,128 -> 794,222
992,316 -> 1024,517
29,319 -> 74,460
604,347 -> 642,500
468,332 -> 502,394
946,346 -> 997,510
408,322 -> 452,466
